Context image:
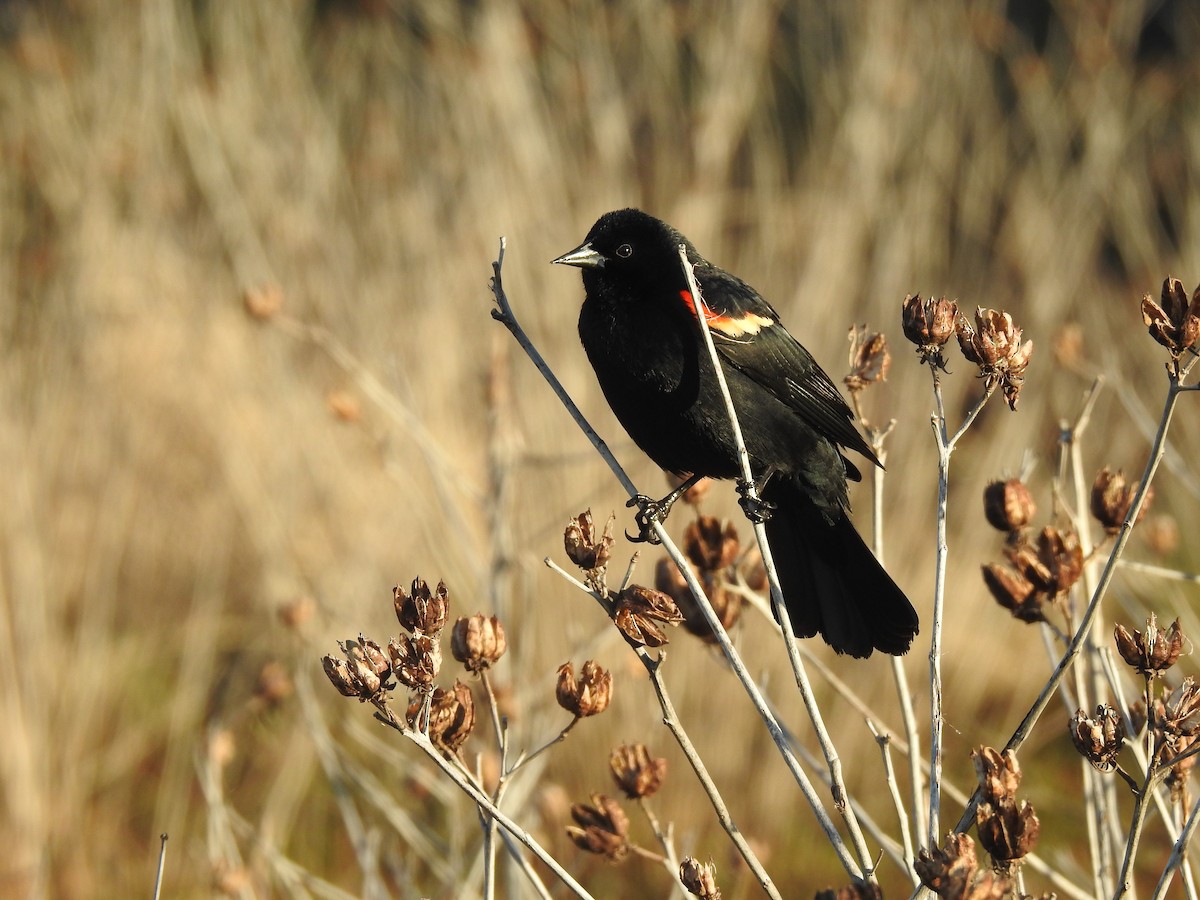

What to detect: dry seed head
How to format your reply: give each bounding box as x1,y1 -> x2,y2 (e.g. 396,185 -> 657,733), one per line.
956,307 -> 1033,410
844,325 -> 891,394
1162,676 -> 1200,737
1033,525 -> 1083,595
1114,614 -> 1184,677
682,516 -> 741,572
915,832 -> 979,896
564,509 -> 615,571
679,858 -> 721,899
972,746 -> 1021,804
1141,276 -> 1200,357
981,562 -> 1044,624
451,614 -> 507,673
408,680 -> 476,757
613,584 -> 684,648
387,634 -> 441,690
1069,704 -> 1126,772
656,557 -> 743,643
555,660 -> 613,718
902,293 -> 959,369
983,478 -> 1036,533
395,578 -> 449,635
1090,467 -> 1152,534
340,639 -> 385,696
322,654 -> 361,697
976,797 -> 1040,865
609,743 -> 667,799
565,793 -> 629,862
357,635 -> 391,677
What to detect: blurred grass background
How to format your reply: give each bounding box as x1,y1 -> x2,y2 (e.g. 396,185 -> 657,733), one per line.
3,0 -> 1200,896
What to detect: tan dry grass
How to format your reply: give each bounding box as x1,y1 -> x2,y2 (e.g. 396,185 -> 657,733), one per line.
1,0 -> 1199,895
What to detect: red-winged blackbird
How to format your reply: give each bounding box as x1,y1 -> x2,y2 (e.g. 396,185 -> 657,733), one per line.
553,208 -> 918,658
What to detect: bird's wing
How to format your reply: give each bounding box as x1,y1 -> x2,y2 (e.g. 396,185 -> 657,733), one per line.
684,268 -> 879,464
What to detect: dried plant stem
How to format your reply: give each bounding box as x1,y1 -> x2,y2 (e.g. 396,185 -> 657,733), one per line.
371,700 -> 596,900
637,798 -> 688,897
546,559 -> 783,900
863,417 -> 926,851
1116,767 -> 1168,899
1061,378 -> 1118,897
868,722 -> 918,886
493,240 -> 861,880
953,360 -> 1200,836
1118,559 -> 1200,584
153,833 -> 168,900
927,370 -> 994,845
1152,793 -> 1200,900
676,245 -> 876,880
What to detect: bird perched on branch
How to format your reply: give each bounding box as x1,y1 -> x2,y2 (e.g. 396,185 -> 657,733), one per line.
553,208 -> 918,657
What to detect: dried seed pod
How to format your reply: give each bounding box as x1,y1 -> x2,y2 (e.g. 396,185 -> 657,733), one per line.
1162,677 -> 1200,738
971,747 -> 1038,868
981,562 -> 1045,624
555,660 -> 613,718
451,614 -> 507,673
656,557 -> 744,643
844,325 -> 891,395
972,746 -> 1022,805
976,797 -> 1039,865
341,639 -> 385,696
1141,276 -> 1200,357
565,793 -> 629,862
394,578 -> 449,635
322,654 -> 361,698
1090,468 -> 1151,534
408,680 -> 476,757
983,478 -> 1036,533
612,584 -> 683,648
609,743 -> 667,799
915,833 -> 982,897
902,293 -> 959,370
388,634 -> 441,690
679,858 -> 722,899
1069,705 -> 1126,772
1114,614 -> 1184,677
956,307 -> 1034,411
682,516 -> 741,572
564,509 -> 615,571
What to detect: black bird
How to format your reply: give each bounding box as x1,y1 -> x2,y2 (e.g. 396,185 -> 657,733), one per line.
553,208 -> 918,657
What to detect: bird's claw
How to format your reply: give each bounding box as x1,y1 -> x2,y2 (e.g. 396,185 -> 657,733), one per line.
736,481 -> 776,524
625,494 -> 666,544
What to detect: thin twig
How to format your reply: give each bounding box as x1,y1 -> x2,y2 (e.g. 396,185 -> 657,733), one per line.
927,371 -> 994,844
868,722 -> 918,886
153,833 -> 168,900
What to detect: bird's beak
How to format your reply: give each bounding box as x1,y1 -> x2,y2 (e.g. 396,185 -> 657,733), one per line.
551,242 -> 604,269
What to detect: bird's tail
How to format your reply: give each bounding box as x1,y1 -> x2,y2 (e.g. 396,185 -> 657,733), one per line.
762,479 -> 919,658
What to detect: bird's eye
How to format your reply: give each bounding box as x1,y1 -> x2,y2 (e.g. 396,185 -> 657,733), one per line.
615,243 -> 633,258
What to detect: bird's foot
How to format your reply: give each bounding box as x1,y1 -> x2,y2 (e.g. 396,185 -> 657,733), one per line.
625,494 -> 671,544
736,480 -> 776,524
